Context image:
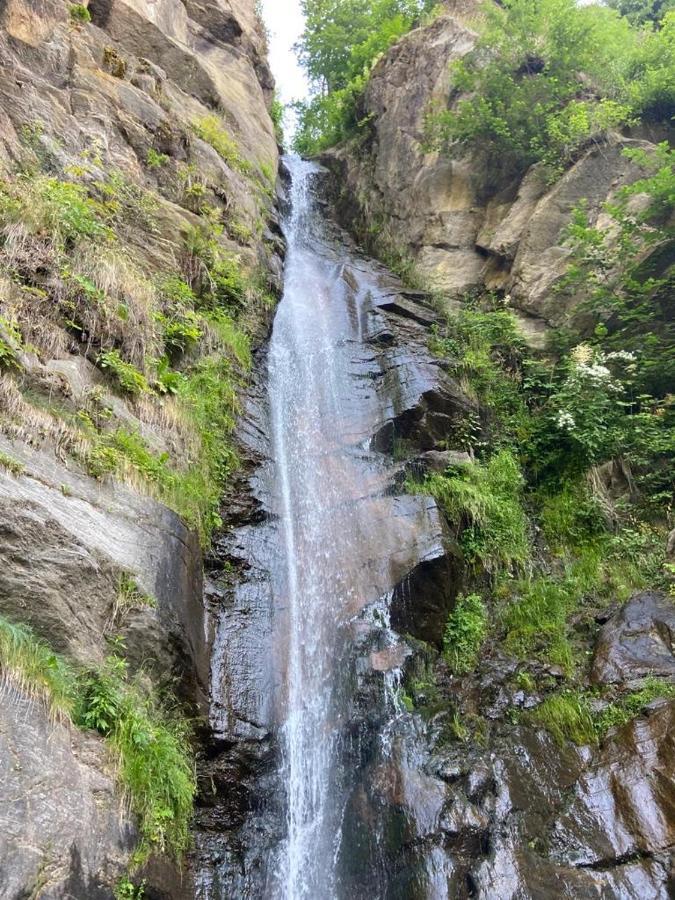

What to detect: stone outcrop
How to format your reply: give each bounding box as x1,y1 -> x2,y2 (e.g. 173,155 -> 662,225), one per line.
0,684 -> 131,899
321,1 -> 661,334
0,0 -> 279,894
592,591 -> 675,686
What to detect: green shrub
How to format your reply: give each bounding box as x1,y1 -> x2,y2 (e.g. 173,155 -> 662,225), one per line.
416,450 -> 529,572
192,116 -> 252,176
0,616 -> 195,865
146,149 -> 169,170
168,356 -> 240,543
98,350 -> 149,396
76,655 -> 195,861
443,593 -> 488,674
0,316 -> 22,371
539,481 -> 606,553
69,4 -> 91,23
626,11 -> 675,120
429,307 -> 531,447
528,690 -> 597,746
503,576 -> 577,673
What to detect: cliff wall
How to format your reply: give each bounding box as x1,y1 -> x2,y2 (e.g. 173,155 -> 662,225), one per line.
0,1 -> 280,895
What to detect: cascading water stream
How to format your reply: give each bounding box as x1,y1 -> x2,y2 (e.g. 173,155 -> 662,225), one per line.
198,155 -> 453,900
268,158 -> 361,897
264,157 -> 448,898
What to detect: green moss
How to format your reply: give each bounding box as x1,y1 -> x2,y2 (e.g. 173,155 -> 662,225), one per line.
443,593 -> 488,675
529,679 -> 675,747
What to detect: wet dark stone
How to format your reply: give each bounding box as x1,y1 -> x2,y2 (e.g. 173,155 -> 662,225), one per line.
390,540 -> 464,646
591,591 -> 675,685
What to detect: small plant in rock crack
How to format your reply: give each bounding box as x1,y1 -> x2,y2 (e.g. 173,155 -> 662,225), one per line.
145,148 -> 169,169
69,4 -> 91,24
108,573 -> 157,631
98,349 -> 149,396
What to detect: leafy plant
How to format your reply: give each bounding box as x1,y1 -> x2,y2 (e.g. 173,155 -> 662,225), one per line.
414,451 -> 529,572
443,593 -> 488,674
0,175 -> 113,250
76,654 -> 195,861
98,350 -> 149,396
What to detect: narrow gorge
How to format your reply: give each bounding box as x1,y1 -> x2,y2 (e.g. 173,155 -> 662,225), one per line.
0,1 -> 673,899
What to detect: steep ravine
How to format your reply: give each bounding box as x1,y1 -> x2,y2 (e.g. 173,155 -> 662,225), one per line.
0,1 -> 673,898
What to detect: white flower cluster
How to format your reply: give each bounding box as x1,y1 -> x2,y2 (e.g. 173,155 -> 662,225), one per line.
606,350 -> 637,363
577,362 -> 612,381
556,410 -> 576,431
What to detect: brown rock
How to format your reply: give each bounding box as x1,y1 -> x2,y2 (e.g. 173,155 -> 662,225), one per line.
591,591 -> 675,685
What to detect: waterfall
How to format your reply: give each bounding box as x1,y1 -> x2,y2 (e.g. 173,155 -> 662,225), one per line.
197,156 -> 453,899
268,157 -> 372,896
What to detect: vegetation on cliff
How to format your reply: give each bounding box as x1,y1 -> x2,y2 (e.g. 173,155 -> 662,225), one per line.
426,0 -> 675,176
0,132 -> 271,545
297,0 -> 674,172
406,143 -> 674,738
0,616 -> 196,864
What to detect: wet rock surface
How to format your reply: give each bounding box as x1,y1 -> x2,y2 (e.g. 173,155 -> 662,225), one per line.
591,591 -> 675,686
338,690 -> 675,899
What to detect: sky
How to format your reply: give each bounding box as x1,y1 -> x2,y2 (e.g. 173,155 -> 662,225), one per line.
260,0 -> 310,117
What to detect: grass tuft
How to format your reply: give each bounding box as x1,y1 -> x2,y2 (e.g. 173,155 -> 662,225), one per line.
0,616 -> 77,719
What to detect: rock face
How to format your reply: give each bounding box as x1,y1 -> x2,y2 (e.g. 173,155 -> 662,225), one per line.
0,0 -> 279,894
592,591 -> 675,686
336,699 -> 675,899
321,2 -> 660,333
0,684 -> 131,899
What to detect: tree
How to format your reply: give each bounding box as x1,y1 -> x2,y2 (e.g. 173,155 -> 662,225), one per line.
606,0 -> 675,27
